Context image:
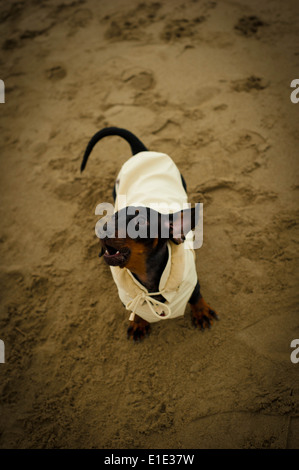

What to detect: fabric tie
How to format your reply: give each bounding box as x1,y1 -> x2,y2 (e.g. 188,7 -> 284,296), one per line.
126,290 -> 171,321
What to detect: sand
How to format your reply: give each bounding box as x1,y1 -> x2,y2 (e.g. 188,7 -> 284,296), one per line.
0,0 -> 298,449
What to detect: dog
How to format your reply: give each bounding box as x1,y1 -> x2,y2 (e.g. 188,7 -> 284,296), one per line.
81,127 -> 218,341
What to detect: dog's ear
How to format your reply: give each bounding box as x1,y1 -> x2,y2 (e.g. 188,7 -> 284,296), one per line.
162,206 -> 200,244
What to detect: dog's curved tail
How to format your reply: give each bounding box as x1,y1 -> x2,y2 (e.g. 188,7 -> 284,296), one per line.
80,127 -> 148,172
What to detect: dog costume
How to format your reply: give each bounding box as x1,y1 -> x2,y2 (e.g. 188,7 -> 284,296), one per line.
110,152 -> 198,323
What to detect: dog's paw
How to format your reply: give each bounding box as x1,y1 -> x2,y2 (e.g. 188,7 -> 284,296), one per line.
127,315 -> 151,342
190,297 -> 219,330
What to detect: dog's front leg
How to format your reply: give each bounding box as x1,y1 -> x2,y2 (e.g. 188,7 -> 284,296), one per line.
127,314 -> 151,342
189,281 -> 219,330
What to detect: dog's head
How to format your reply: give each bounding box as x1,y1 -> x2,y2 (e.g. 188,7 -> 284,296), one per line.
98,205 -> 199,269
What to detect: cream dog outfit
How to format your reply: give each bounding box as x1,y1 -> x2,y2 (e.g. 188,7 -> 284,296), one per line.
110,151 -> 198,323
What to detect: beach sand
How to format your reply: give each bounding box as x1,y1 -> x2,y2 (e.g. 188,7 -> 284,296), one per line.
0,0 -> 298,448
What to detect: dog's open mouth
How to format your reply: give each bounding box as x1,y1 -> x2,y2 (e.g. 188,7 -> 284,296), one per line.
103,243 -> 130,267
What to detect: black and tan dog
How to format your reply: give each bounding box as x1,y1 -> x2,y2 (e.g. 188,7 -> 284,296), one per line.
81,127 -> 218,341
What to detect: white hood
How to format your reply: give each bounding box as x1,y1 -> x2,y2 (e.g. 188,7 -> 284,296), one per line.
114,151 -> 188,214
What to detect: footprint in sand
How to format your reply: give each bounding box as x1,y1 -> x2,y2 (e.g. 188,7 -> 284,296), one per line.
221,129 -> 269,153
103,68 -> 156,108
215,128 -> 270,175
234,16 -> 267,37
231,76 -> 269,92
192,179 -> 277,212
45,65 -> 67,81
236,209 -> 298,264
121,68 -> 156,92
150,119 -> 181,140
214,103 -> 228,111
103,2 -> 161,41
160,17 -> 206,42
